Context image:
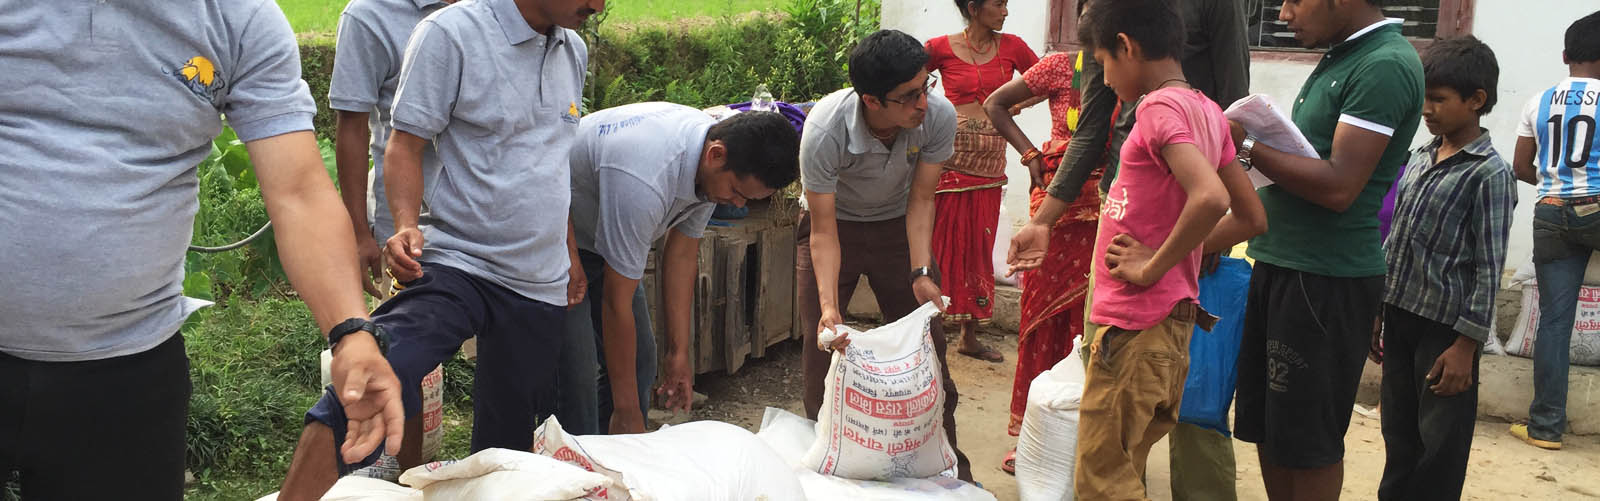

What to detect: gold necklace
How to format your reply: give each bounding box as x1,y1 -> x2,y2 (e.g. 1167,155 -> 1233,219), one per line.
963,28 -> 996,58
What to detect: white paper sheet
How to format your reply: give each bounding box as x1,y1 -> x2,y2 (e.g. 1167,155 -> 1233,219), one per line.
1224,94 -> 1322,188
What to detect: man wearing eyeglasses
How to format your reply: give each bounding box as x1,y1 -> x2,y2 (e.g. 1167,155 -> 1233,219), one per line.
796,29 -> 971,481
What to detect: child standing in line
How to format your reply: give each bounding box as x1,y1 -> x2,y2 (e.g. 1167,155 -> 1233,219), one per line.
1378,36 -> 1515,501
1070,0 -> 1268,498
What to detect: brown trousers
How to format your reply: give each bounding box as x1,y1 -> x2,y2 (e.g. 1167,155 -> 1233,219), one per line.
794,212 -> 972,482
1075,307 -> 1200,500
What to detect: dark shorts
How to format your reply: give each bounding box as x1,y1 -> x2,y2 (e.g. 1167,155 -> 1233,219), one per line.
1234,261 -> 1381,468
306,262 -> 564,474
1,333 -> 190,500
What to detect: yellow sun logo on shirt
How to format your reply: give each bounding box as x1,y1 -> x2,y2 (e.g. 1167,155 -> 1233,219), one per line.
181,57 -> 217,86
906,144 -> 921,164
170,55 -> 226,102
563,101 -> 581,124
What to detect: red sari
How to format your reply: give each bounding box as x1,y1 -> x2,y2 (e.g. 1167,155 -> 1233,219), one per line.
1008,52 -> 1106,435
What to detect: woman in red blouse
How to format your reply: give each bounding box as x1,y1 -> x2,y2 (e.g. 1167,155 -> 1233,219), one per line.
924,0 -> 1038,363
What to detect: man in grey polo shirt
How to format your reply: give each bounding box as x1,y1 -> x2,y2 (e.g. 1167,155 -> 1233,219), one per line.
797,29 -> 972,481
279,0 -> 599,498
328,0 -> 452,297
561,103 -> 800,435
1,1 -> 401,498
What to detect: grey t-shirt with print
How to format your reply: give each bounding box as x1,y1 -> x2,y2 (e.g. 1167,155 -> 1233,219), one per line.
0,0 -> 316,361
799,87 -> 957,222
390,0 -> 588,305
327,0 -> 448,243
569,102 -> 716,280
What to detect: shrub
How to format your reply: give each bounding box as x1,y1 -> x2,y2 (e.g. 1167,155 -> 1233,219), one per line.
298,34 -> 338,140
581,0 -> 881,110
289,0 -> 882,117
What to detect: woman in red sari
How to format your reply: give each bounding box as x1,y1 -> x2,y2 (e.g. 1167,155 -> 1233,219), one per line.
984,50 -> 1108,472
924,0 -> 1038,362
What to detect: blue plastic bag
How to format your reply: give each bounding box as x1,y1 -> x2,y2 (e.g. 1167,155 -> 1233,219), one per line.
1178,256 -> 1252,435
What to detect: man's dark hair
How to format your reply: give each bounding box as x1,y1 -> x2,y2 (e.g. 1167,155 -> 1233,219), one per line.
1567,10 -> 1600,64
953,0 -> 990,19
1422,36 -> 1499,115
848,30 -> 929,100
707,111 -> 800,190
1077,0 -> 1183,61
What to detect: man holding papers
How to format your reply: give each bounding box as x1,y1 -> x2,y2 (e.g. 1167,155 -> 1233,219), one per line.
1228,2 -> 1423,499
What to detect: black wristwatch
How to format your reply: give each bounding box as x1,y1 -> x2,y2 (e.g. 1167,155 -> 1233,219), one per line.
328,318 -> 389,355
909,266 -> 934,283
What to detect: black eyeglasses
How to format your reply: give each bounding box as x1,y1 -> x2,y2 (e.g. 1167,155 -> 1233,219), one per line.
882,74 -> 938,105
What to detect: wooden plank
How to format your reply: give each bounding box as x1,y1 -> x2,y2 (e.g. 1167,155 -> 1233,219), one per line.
695,236 -> 722,374
642,248 -> 665,385
720,234 -> 753,374
754,226 -> 797,354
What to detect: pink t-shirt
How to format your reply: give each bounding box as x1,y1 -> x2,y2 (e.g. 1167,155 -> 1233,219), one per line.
1089,87 -> 1236,331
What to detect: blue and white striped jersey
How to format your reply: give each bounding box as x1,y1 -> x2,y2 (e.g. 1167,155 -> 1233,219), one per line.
1518,77 -> 1600,198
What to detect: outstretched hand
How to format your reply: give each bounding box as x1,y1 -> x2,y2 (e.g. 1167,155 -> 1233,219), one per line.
328,334 -> 406,464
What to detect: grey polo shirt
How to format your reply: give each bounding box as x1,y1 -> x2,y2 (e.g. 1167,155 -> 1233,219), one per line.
569,103 -> 716,280
799,87 -> 957,222
0,0 -> 316,361
390,0 -> 588,305
328,0 -> 448,243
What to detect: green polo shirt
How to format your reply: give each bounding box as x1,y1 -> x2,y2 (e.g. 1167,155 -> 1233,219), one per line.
1247,21 -> 1422,277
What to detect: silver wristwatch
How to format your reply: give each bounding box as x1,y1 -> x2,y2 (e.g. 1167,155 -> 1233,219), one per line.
909,266 -> 933,283
1238,136 -> 1259,171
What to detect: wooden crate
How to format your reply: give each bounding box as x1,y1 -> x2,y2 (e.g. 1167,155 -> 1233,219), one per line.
641,199 -> 801,376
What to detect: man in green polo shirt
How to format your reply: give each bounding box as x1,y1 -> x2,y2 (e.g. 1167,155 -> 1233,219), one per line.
1227,0 -> 1422,498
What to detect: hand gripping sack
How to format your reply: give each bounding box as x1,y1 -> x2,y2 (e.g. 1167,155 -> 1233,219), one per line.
1014,350 -> 1085,501
804,300 -> 957,480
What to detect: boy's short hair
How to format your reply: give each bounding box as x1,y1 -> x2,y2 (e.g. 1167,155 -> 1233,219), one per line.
1422,36 -> 1499,115
1567,10 -> 1600,64
848,30 -> 929,101
707,111 -> 800,190
1077,0 -> 1183,61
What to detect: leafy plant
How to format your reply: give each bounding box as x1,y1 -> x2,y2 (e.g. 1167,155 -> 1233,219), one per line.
184,127 -> 339,304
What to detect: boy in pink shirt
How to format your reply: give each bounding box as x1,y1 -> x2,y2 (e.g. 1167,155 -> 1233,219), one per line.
1071,0 -> 1269,498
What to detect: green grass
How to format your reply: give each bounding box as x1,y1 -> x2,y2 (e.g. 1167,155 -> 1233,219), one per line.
276,0 -> 773,36
278,0 -> 349,36
602,0 -> 776,23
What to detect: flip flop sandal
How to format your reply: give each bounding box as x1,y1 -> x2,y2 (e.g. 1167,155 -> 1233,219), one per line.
959,346 -> 1005,363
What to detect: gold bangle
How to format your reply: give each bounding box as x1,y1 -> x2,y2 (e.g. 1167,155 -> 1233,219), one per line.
1020,147 -> 1042,165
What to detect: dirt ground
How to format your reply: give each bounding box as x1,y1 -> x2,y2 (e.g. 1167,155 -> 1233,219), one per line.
673,325 -> 1600,500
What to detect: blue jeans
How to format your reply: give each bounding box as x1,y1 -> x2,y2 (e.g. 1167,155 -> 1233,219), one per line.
556,249 -> 657,435
1528,201 -> 1600,441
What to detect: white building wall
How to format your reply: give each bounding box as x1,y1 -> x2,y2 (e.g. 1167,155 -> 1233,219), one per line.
882,0 -> 1600,271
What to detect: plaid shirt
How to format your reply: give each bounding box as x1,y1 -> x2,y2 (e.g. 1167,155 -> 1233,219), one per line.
1384,130 -> 1517,343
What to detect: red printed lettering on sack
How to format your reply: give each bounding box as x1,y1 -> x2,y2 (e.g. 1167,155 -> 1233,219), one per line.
551,447 -> 612,498
1580,286 -> 1600,303
843,385 -> 938,420
842,425 -> 885,451
887,435 -> 926,455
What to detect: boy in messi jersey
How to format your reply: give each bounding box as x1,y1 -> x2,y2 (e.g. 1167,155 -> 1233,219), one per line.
1509,10 -> 1600,452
